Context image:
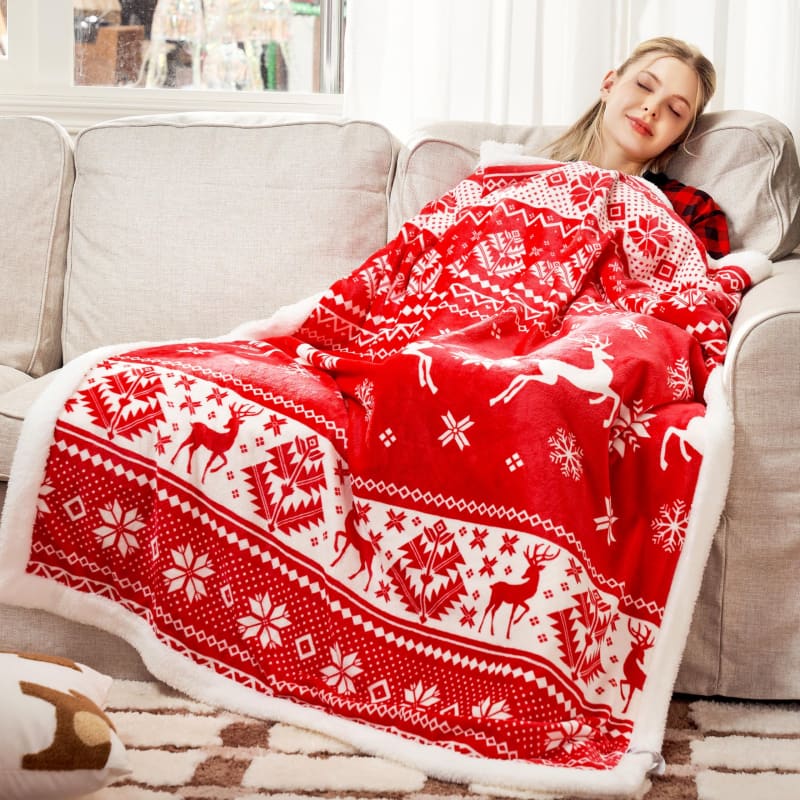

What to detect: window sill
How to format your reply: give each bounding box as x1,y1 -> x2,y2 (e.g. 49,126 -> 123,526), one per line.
0,86 -> 344,134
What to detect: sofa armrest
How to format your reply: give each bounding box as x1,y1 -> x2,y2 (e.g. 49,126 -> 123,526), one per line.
724,255 -> 800,396
706,256 -> 800,697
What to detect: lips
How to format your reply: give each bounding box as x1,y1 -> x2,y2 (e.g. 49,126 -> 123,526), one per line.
627,115 -> 653,136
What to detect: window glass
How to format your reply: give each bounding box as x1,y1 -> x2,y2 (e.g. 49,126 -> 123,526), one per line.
73,0 -> 333,92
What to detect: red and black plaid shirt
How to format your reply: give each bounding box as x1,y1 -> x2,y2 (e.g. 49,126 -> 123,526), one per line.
644,171 -> 731,258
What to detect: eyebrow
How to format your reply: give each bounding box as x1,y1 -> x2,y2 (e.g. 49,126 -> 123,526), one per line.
639,69 -> 692,108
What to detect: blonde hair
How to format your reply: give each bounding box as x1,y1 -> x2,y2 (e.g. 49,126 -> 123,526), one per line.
546,37 -> 716,174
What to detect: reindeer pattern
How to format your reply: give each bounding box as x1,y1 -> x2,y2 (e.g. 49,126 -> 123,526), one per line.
150,348 -> 662,717
479,543 -> 559,639
171,402 -> 262,482
490,334 -> 621,428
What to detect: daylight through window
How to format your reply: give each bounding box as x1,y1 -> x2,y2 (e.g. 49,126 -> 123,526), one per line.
72,1 -> 342,93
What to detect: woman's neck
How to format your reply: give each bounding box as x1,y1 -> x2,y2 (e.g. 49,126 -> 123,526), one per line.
588,140 -> 645,175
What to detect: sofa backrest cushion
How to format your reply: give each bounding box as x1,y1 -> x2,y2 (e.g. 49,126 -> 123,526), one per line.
64,114 -> 398,362
0,116 -> 73,377
389,110 -> 800,260
388,123 -> 562,237
669,111 -> 800,259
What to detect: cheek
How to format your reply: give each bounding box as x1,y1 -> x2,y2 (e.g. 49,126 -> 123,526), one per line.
666,118 -> 691,144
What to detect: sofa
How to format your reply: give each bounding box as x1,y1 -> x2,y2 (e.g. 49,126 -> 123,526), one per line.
1,109 -> 798,700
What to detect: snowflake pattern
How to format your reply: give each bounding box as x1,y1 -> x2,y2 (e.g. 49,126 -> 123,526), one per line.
404,681 -> 440,710
18,158 -> 730,772
545,719 -> 595,753
569,171 -> 614,210
238,592 -> 291,649
619,317 -> 650,339
548,427 -> 584,480
667,358 -> 693,400
163,543 -> 214,602
471,696 -> 512,720
438,411 -> 475,450
609,400 -> 655,458
321,644 -> 363,695
651,499 -> 689,553
93,499 -> 144,557
628,215 -> 671,258
594,497 -> 618,545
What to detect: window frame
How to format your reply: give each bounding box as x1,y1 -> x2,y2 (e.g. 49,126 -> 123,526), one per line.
0,0 -> 344,133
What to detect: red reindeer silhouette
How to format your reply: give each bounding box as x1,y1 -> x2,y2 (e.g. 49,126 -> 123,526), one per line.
620,620 -> 655,713
331,502 -> 376,590
171,402 -> 261,482
479,544 -> 558,638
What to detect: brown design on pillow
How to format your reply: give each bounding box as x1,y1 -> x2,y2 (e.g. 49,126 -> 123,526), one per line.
20,682 -> 115,771
12,651 -> 82,671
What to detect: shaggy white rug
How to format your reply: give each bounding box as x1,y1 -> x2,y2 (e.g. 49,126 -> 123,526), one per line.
80,681 -> 800,800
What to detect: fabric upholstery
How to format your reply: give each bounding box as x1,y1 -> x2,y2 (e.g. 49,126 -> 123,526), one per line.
0,373 -> 59,479
0,366 -> 31,396
64,114 -> 399,362
713,259 -> 800,696
0,606 -> 152,681
0,117 -> 73,378
389,123 -> 561,237
674,258 -> 800,697
669,111 -> 800,259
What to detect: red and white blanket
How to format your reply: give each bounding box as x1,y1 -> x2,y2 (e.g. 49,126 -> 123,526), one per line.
0,159 -> 768,796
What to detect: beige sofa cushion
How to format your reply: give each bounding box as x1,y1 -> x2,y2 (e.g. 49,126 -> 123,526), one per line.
0,116 -> 73,377
390,110 -> 800,259
670,111 -> 800,259
388,123 -> 562,236
0,372 -> 59,479
64,114 -> 399,362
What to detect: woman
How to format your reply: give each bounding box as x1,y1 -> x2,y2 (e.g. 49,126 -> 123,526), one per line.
547,36 -> 730,258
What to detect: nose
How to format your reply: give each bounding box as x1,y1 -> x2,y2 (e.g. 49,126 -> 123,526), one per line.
642,103 -> 657,117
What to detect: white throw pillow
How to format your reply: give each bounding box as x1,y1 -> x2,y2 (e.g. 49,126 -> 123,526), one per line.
0,651 -> 129,799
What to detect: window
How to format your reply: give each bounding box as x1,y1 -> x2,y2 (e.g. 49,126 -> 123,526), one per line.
73,1 -> 340,94
0,1 -> 6,58
0,0 -> 344,133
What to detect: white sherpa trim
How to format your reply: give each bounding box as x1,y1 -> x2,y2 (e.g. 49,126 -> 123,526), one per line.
625,368 -> 734,755
711,250 -> 773,285
225,291 -> 323,341
479,140 -> 558,168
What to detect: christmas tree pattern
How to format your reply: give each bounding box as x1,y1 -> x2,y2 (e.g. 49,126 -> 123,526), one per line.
78,366 -> 166,440
388,519 -> 467,623
549,589 -> 619,684
244,434 -> 327,534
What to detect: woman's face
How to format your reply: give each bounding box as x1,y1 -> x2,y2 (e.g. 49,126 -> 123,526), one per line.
598,55 -> 700,174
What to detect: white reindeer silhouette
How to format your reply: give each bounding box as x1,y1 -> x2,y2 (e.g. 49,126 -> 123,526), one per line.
660,416 -> 706,470
490,336 -> 620,428
402,341 -> 439,395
